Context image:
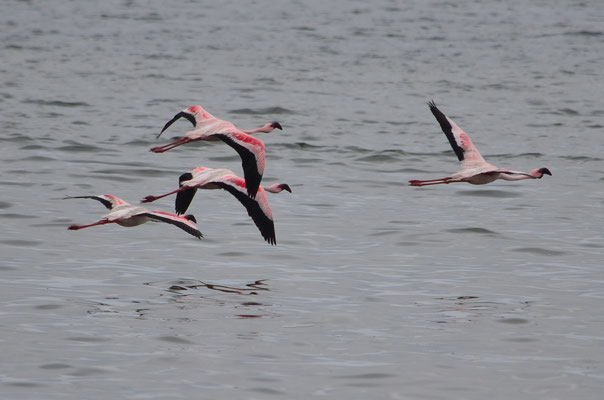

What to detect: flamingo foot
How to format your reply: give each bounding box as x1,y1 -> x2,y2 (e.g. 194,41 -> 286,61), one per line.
141,195 -> 157,203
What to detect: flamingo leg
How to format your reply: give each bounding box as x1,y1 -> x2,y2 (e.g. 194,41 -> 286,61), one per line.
409,177 -> 459,186
68,220 -> 112,230
141,187 -> 187,203
150,137 -> 192,153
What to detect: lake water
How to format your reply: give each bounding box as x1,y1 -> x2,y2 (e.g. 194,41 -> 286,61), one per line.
2,0 -> 604,399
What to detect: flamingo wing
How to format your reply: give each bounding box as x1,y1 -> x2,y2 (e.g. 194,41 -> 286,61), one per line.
141,211 -> 203,239
214,178 -> 276,245
64,194 -> 128,210
158,111 -> 197,139
212,132 -> 265,199
429,101 -> 489,169
173,172 -> 197,215
175,188 -> 198,215
157,105 -> 217,139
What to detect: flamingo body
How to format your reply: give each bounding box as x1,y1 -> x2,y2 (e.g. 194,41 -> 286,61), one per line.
141,167 -> 291,245
409,102 -> 552,187
151,105 -> 282,198
65,195 -> 202,239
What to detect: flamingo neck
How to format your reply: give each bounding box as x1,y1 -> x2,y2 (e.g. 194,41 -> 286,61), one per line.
499,173 -> 535,181
243,123 -> 274,134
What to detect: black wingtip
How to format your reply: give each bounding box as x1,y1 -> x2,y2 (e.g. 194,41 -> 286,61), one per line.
427,100 -> 465,162
175,188 -> 197,215
179,172 -> 193,185
157,111 -> 196,139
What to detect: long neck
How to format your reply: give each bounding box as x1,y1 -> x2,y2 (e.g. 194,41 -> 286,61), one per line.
243,123 -> 273,134
499,173 -> 535,181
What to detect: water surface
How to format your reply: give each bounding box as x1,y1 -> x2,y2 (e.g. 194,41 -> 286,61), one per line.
1,0 -> 604,399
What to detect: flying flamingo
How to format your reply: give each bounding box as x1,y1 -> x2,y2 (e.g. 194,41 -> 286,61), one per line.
409,101 -> 552,186
150,105 -> 283,199
65,194 -> 202,239
141,167 -> 291,245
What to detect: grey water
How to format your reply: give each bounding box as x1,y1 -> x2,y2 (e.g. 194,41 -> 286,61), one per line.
1,0 -> 604,398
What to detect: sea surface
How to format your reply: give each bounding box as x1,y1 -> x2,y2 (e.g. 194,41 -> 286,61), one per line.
1,0 -> 604,399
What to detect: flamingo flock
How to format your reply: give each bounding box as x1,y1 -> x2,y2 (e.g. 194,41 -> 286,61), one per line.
66,101 -> 552,245
67,105 -> 289,244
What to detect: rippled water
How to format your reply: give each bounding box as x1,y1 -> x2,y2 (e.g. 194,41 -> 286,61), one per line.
2,0 -> 604,398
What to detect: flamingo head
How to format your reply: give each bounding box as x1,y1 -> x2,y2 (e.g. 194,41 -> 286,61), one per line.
184,214 -> 197,223
531,167 -> 552,178
538,167 -> 552,176
277,183 -> 291,193
265,183 -> 292,193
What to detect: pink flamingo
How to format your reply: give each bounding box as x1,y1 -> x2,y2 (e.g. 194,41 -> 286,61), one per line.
141,167 -> 291,245
65,195 -> 202,239
409,101 -> 552,186
150,105 -> 283,199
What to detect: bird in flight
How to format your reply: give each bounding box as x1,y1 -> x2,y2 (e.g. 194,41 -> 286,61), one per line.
409,101 -> 551,186
150,105 -> 282,198
65,194 -> 202,239
141,167 -> 291,245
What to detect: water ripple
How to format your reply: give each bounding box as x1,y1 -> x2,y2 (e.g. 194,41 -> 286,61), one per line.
457,190 -> 521,198
229,106 -> 295,115
24,99 -> 91,107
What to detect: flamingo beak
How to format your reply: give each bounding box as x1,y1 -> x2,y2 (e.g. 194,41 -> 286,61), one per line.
280,184 -> 292,193
271,122 -> 283,130
539,168 -> 552,176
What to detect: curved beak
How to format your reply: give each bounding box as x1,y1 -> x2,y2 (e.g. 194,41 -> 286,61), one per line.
539,167 -> 552,176
271,122 -> 283,130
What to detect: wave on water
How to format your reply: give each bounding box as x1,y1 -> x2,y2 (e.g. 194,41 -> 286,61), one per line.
511,247 -> 568,256
90,168 -> 175,177
24,99 -> 91,108
563,30 -> 603,37
228,106 -> 294,115
446,227 -> 499,235
496,152 -> 544,159
56,141 -> 102,152
457,190 -> 521,198
559,155 -> 603,162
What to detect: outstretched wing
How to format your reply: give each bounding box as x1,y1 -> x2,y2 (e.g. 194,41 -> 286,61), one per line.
429,101 -> 489,169
213,132 -> 265,199
63,194 -> 128,210
142,211 -> 203,239
158,111 -> 197,139
214,177 -> 276,245
157,105 -> 217,139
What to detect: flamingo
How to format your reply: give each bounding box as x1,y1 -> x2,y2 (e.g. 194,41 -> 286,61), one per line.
141,167 -> 291,245
150,105 -> 283,199
409,101 -> 552,186
65,194 -> 202,239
